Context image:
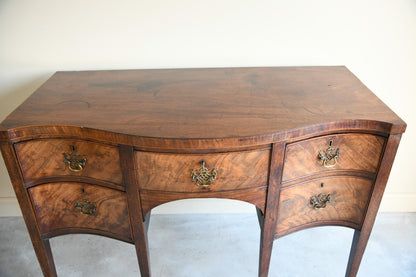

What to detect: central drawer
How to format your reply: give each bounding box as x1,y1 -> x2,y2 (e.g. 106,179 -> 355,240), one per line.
135,148 -> 270,192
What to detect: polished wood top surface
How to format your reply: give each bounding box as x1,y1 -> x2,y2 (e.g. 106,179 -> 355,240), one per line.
0,66 -> 406,139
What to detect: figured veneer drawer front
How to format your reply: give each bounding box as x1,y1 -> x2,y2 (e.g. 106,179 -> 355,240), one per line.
14,139 -> 123,185
282,133 -> 385,182
276,176 -> 373,237
135,148 -> 270,192
28,182 -> 132,241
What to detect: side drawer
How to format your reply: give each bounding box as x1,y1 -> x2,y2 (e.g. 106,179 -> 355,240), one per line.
282,133 -> 385,182
15,139 -> 123,186
28,182 -> 132,241
135,148 -> 270,192
276,176 -> 373,237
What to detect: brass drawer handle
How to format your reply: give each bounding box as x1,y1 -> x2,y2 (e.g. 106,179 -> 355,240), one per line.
63,145 -> 87,172
191,160 -> 218,188
74,199 -> 96,215
318,140 -> 340,168
310,193 -> 331,209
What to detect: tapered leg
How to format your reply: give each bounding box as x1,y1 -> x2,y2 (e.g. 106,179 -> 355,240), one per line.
345,134 -> 402,277
257,207 -> 274,277
1,141 -> 58,276
144,210 -> 151,236
256,207 -> 264,228
132,221 -> 151,277
345,230 -> 362,277
259,142 -> 285,277
119,145 -> 151,277
32,239 -> 57,277
259,222 -> 276,277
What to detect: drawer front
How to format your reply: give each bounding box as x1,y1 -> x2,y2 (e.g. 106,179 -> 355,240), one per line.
282,133 -> 385,182
135,148 -> 270,192
15,139 -> 123,185
276,176 -> 373,236
29,182 -> 132,240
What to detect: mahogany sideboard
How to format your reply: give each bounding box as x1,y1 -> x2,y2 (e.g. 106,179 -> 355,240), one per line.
0,66 -> 406,276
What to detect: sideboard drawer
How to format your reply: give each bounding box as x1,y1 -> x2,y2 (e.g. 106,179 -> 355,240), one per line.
282,133 -> 385,182
275,176 -> 373,237
28,182 -> 132,241
135,148 -> 270,192
15,139 -> 123,186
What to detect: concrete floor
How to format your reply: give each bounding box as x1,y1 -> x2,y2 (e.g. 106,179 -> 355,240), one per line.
0,213 -> 415,277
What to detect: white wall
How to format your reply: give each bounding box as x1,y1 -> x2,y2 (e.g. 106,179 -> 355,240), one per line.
1,0 -> 415,215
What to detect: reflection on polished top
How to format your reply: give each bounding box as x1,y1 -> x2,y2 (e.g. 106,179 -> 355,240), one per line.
0,66 -> 406,140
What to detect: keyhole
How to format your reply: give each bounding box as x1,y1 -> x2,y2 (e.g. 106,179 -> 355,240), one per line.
329,140 -> 333,147
81,188 -> 85,194
320,183 -> 324,188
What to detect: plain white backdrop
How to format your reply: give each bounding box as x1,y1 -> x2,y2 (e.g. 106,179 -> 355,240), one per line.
0,0 -> 415,215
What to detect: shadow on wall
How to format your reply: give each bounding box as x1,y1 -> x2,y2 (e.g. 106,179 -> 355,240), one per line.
0,73 -> 53,122
0,72 -> 53,214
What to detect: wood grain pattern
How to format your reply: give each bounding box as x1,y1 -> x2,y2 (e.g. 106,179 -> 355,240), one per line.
29,182 -> 132,241
135,148 -> 270,192
15,139 -> 123,186
119,145 -> 152,277
4,120 -> 399,151
345,134 -> 402,277
0,67 -> 407,277
140,187 -> 267,218
276,176 -> 373,237
0,140 -> 58,277
1,67 -> 406,141
258,142 -> 286,277
282,133 -> 385,182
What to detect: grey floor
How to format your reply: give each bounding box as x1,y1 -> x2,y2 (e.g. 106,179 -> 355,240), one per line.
0,213 -> 415,277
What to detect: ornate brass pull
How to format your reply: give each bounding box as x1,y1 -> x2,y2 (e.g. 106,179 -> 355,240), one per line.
74,199 -> 96,215
318,140 -> 340,168
63,145 -> 87,172
310,193 -> 331,209
191,160 -> 218,188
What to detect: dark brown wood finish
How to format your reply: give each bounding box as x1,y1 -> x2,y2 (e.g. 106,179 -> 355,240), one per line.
4,120 -> 400,150
345,134 -> 402,277
0,67 -> 406,277
282,133 -> 385,182
276,176 -> 374,237
0,140 -> 57,277
259,142 -> 286,277
119,145 -> 151,277
15,139 -> 123,186
1,67 -> 405,139
135,148 -> 270,192
28,182 -> 132,241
